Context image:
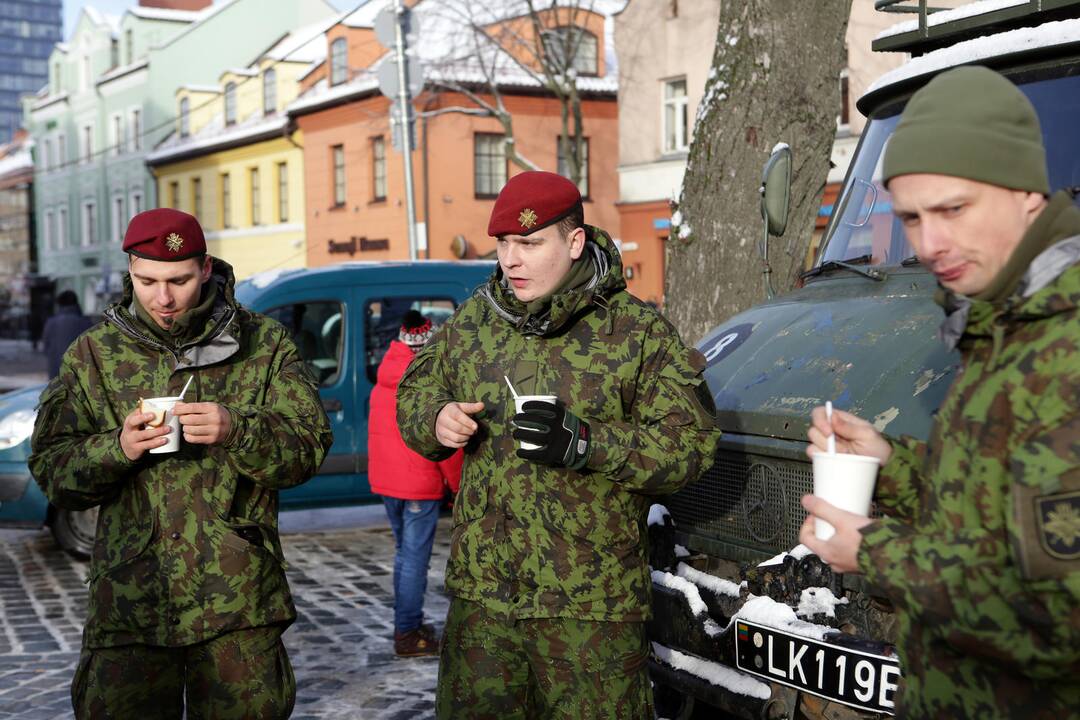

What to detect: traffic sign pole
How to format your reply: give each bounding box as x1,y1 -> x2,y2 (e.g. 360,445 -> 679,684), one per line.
393,0 -> 418,261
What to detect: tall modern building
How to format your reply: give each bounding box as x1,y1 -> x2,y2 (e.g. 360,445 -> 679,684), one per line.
0,0 -> 63,143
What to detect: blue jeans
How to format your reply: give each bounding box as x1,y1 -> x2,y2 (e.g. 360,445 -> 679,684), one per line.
382,497 -> 441,634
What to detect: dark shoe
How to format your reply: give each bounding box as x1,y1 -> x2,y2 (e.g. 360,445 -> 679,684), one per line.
394,626 -> 439,657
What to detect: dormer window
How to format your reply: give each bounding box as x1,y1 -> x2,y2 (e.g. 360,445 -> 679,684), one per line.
330,38 -> 347,86
542,26 -> 598,76
263,68 -> 277,114
224,82 -> 237,125
180,97 -> 190,138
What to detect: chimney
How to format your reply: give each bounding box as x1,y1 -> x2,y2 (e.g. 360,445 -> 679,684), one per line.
138,0 -> 213,10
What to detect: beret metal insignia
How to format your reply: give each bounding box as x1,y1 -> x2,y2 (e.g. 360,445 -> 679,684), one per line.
518,208 -> 538,229
165,233 -> 184,253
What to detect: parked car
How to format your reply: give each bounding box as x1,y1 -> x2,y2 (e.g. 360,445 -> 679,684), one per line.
0,260 -> 493,558
647,2 -> 1080,719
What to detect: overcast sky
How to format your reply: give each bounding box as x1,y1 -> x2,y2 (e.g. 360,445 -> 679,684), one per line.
63,0 -> 358,40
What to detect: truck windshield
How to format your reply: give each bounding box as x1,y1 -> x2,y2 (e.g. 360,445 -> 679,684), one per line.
820,72 -> 1080,268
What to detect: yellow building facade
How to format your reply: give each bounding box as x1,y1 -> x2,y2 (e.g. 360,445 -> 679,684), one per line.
146,22 -> 329,280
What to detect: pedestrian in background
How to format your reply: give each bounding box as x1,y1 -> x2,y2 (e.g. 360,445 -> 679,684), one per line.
398,171 -> 720,719
42,290 -> 92,378
30,208 -> 333,719
369,309 -> 462,657
801,66 -> 1080,718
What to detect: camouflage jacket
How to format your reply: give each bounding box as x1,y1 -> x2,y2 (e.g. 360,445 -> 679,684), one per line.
397,227 -> 720,621
858,195 -> 1080,718
29,259 -> 333,649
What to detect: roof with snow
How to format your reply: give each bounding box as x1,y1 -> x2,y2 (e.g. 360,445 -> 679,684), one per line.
262,16 -> 342,64
126,6 -> 205,23
148,112 -> 289,165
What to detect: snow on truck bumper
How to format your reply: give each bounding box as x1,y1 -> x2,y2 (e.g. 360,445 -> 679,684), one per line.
647,506 -> 902,718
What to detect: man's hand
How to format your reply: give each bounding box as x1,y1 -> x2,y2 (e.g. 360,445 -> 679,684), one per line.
513,401 -> 591,470
119,407 -> 173,461
174,402 -> 232,445
798,495 -> 874,574
435,401 -> 485,448
806,406 -> 892,464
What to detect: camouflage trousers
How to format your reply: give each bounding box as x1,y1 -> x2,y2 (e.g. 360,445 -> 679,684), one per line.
436,597 -> 653,720
71,624 -> 295,720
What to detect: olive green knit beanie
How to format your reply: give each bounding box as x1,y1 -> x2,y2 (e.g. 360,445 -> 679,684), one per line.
882,66 -> 1049,194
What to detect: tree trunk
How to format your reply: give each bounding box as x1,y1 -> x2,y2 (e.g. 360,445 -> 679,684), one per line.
664,0 -> 852,345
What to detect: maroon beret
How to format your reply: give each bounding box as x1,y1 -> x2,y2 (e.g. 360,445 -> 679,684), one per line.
123,208 -> 207,261
487,171 -> 582,238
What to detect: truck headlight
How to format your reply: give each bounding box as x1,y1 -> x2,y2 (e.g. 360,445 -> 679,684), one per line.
0,409 -> 36,451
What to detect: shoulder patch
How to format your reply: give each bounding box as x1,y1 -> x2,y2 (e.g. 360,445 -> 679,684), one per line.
1037,490 -> 1080,560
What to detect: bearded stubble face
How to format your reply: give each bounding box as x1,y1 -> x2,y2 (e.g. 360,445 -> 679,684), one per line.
128,255 -> 213,329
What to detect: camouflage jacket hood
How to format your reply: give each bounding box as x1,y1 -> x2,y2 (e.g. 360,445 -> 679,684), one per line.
397,230 -> 720,622
29,261 -> 333,649
856,199 -> 1080,716
475,225 -> 624,337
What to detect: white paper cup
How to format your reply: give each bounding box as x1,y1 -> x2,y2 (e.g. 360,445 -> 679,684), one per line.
145,396 -> 181,454
810,451 -> 880,540
513,394 -> 558,451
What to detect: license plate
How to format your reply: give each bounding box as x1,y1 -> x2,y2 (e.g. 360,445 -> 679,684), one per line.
734,620 -> 901,715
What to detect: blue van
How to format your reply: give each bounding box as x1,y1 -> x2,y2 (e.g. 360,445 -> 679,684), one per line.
0,260 -> 493,557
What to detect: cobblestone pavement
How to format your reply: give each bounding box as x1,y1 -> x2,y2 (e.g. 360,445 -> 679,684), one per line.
0,513 -> 451,719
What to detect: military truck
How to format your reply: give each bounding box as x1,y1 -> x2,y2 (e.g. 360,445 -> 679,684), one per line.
646,2 -> 1080,718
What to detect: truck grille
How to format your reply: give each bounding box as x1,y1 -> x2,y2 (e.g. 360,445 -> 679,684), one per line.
666,451 -> 812,554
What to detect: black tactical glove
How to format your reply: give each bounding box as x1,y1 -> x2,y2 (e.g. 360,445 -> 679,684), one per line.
512,400 -> 591,470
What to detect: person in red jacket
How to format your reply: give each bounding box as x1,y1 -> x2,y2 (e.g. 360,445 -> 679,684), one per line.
369,310 -> 463,657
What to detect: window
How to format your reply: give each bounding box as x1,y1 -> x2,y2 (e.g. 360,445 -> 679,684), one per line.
81,124 -> 92,163
364,298 -> 455,383
111,114 -> 122,156
277,162 -> 288,222
250,167 -> 260,225
179,97 -> 190,138
557,136 -> 590,197
263,68 -> 277,114
330,38 -> 347,86
372,136 -> 386,201
81,201 -> 97,247
332,144 -> 346,206
264,301 -> 345,387
57,206 -> 67,249
473,133 -> 506,198
169,181 -> 180,209
57,133 -> 66,167
130,109 -> 141,151
663,77 -> 688,153
111,196 -> 124,243
110,38 -> 118,68
221,173 -> 232,228
52,61 -> 60,93
224,82 -> 237,125
125,29 -> 133,65
129,191 -> 142,220
542,27 -> 598,75
42,138 -> 51,171
192,177 -> 202,219
44,210 -> 54,251
81,55 -> 90,91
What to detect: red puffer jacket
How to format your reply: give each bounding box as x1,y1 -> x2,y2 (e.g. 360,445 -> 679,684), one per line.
368,340 -> 462,499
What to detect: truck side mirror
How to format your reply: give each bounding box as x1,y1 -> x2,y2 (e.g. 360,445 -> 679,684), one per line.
761,144 -> 792,237
758,144 -> 792,299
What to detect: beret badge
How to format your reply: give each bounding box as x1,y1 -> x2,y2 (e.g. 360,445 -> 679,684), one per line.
518,208 -> 538,230
165,233 -> 184,253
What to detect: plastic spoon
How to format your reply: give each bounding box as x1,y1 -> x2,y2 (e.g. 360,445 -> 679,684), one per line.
825,400 -> 837,455
177,375 -> 194,401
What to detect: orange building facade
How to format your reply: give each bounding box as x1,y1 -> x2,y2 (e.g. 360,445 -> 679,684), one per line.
289,6 -> 620,267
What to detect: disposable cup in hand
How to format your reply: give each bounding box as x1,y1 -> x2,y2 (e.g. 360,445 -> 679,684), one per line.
513,394 -> 557,451
811,451 -> 880,540
145,396 -> 181,454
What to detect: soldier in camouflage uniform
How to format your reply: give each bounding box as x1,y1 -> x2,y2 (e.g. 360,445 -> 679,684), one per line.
397,171 -> 721,719
801,67 -> 1080,718
29,208 -> 333,719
